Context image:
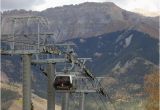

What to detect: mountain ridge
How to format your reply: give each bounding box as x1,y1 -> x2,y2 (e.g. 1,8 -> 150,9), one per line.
2,2 -> 159,41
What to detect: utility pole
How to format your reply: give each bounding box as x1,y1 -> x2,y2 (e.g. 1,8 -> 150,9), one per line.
62,93 -> 69,110
1,16 -> 55,110
22,54 -> 31,110
47,63 -> 56,110
31,57 -> 67,110
79,92 -> 85,110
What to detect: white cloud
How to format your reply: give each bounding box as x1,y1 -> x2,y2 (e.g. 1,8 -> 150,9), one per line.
32,0 -> 106,11
1,0 -> 159,13
1,0 -> 45,11
105,0 -> 160,12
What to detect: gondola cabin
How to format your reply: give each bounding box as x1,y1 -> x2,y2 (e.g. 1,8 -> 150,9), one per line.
53,75 -> 76,91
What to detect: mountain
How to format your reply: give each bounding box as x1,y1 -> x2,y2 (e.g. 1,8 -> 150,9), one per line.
70,30 -> 158,75
1,29 -> 159,109
2,30 -> 158,95
2,2 -> 159,41
1,2 -> 159,109
67,30 -> 159,107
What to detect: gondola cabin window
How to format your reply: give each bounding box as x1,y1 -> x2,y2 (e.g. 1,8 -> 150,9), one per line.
54,75 -> 73,90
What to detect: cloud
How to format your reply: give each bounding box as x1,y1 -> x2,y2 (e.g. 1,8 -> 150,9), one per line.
105,0 -> 160,12
1,0 -> 159,12
32,0 -> 106,11
1,0 -> 45,11
33,0 -> 159,12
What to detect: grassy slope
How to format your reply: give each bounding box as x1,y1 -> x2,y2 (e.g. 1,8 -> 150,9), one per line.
1,82 -> 61,110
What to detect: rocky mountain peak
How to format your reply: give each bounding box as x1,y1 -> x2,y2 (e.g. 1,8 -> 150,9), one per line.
2,2 -> 159,41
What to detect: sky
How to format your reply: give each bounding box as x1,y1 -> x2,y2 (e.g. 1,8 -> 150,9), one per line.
1,0 -> 160,13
